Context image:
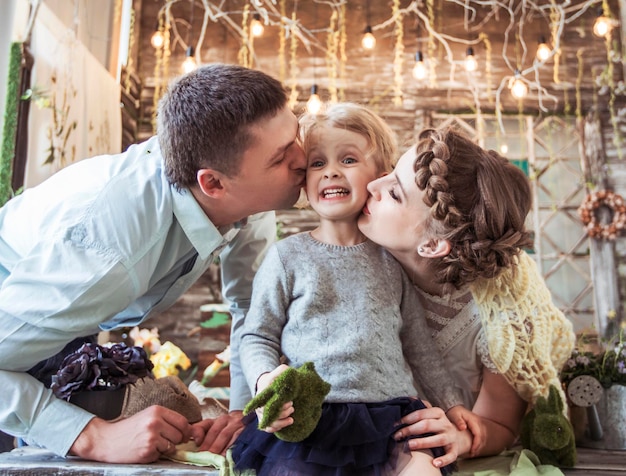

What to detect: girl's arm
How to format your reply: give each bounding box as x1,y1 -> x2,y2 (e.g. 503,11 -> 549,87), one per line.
469,370 -> 527,456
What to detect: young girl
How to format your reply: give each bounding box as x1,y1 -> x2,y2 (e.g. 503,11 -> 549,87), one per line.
232,104 -> 472,475
358,126 -> 576,468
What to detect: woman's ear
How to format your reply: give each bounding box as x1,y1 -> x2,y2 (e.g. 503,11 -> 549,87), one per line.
197,169 -> 225,198
417,238 -> 451,258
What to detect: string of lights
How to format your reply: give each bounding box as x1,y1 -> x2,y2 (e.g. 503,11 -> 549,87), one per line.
147,0 -> 620,125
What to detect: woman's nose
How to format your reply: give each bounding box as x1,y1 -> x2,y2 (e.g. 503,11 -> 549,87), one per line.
366,178 -> 380,198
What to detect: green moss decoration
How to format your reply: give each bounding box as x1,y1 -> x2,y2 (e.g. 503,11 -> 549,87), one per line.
520,385 -> 577,468
244,362 -> 331,442
0,42 -> 22,207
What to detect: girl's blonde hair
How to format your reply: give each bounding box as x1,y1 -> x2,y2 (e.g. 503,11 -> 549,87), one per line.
299,103 -> 397,174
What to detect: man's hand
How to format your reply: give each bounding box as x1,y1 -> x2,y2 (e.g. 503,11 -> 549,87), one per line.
190,411 -> 244,455
70,405 -> 191,463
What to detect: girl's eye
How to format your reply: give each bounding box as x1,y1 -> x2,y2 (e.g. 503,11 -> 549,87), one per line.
343,157 -> 357,164
389,188 -> 400,202
309,160 -> 324,168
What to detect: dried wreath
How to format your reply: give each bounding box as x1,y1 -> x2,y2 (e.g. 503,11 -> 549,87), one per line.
578,190 -> 626,240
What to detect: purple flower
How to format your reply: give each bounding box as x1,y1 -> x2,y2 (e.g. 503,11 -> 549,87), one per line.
51,343 -> 154,400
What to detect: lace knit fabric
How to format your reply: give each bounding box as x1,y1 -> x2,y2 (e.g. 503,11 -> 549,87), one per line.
469,252 -> 576,410
416,288 -> 496,408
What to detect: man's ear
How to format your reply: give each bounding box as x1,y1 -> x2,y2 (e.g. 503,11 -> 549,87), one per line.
197,169 -> 226,198
417,238 -> 451,258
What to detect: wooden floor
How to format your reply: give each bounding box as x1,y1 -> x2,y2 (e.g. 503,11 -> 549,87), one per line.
562,447 -> 626,475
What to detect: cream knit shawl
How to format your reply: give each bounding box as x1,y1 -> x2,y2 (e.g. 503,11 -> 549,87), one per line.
469,252 -> 575,410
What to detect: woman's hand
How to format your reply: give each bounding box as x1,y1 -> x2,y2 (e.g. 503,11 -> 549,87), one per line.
255,364 -> 294,433
446,405 -> 486,457
393,405 -> 470,469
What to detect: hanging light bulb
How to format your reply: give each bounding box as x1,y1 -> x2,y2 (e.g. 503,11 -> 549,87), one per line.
536,36 -> 551,61
182,46 -> 197,74
151,23 -> 164,49
251,13 -> 264,37
509,71 -> 528,99
361,26 -> 376,50
593,11 -> 612,37
500,144 -> 509,155
412,51 -> 427,81
464,47 -> 478,72
306,85 -> 322,115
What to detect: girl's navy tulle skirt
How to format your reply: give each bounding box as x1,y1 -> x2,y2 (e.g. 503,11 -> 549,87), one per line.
231,397 -> 455,476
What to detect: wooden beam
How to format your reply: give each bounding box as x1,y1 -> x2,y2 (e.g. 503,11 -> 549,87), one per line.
579,116 -> 620,338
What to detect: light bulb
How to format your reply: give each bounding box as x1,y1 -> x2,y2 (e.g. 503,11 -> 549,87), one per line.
593,15 -> 611,37
182,46 -> 197,74
306,85 -> 322,115
536,38 -> 551,61
361,26 -> 376,50
500,144 -> 509,155
151,30 -> 164,49
465,47 -> 477,72
510,76 -> 528,99
412,52 -> 427,80
251,14 -> 264,37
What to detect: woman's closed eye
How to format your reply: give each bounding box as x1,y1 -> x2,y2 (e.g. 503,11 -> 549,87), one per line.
387,187 -> 400,202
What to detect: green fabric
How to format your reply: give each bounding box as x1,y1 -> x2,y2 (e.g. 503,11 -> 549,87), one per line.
0,42 -> 22,207
166,443 -> 255,476
454,449 -> 565,476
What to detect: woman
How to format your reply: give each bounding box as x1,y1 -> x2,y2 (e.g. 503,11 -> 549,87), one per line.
358,126 -> 576,469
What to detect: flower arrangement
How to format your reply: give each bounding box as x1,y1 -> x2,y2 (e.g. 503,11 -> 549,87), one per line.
560,330 -> 626,389
150,341 -> 192,378
129,326 -> 161,354
128,326 -> 192,379
50,342 -> 154,400
200,345 -> 230,386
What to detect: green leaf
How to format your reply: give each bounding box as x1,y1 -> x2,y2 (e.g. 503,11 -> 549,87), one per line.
200,312 -> 231,328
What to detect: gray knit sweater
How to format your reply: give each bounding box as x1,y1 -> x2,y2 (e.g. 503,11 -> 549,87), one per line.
239,233 -> 462,410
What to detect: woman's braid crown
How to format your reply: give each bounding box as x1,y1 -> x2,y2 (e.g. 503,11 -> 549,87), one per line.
412,127 -> 533,290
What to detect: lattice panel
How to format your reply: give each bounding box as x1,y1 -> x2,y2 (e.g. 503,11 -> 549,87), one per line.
432,114 -> 593,332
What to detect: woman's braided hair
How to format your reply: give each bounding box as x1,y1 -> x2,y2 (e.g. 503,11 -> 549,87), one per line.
413,126 -> 533,290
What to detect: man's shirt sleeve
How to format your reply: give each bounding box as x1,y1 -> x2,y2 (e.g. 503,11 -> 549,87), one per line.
219,211 -> 277,411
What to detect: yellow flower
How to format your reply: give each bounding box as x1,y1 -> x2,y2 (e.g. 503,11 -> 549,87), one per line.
150,341 -> 192,379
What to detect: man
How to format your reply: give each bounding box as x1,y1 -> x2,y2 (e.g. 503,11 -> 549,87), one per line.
0,63 -> 306,463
